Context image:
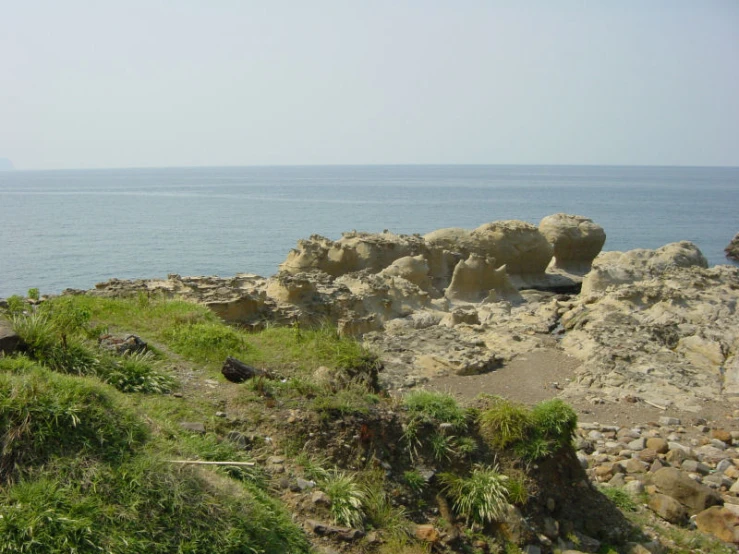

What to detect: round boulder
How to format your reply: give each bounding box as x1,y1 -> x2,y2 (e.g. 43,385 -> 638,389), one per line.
538,213 -> 606,273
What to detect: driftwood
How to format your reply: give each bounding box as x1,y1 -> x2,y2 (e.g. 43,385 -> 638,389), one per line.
221,356 -> 274,383
166,460 -> 256,467
643,399 -> 667,411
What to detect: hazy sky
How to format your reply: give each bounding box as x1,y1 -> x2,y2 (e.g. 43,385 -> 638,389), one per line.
2,1 -> 738,169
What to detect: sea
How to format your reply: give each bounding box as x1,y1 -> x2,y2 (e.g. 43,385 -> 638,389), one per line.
1,165 -> 737,299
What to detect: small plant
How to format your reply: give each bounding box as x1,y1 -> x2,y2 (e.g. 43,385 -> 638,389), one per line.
362,483 -> 410,539
27,288 -> 40,301
504,472 -> 530,506
403,469 -> 426,493
98,352 -> 175,394
456,436 -> 478,457
429,432 -> 455,462
477,397 -> 532,450
322,471 -> 366,529
439,465 -> 509,524
3,295 -> 27,316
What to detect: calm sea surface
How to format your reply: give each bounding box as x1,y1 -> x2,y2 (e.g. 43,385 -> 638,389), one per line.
1,165 -> 737,298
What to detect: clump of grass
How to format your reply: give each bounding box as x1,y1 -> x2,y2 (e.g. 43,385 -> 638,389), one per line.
97,351 -> 175,394
163,321 -> 248,363
439,465 -> 510,524
322,471 -> 366,529
0,365 -> 147,481
361,474 -> 411,540
403,469 -> 427,493
599,485 -> 638,512
478,397 -> 578,461
477,397 -> 532,450
311,384 -> 380,416
530,399 -> 577,450
403,390 -> 467,428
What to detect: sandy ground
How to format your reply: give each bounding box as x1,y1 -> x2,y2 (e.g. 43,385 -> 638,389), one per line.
422,347 -> 739,433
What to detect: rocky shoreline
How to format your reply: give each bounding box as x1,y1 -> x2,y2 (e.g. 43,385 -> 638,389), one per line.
78,214 -> 739,412
46,213 -> 739,549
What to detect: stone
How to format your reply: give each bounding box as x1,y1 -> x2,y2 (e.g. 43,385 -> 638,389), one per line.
652,467 -> 722,514
694,506 -> 739,543
681,460 -> 711,475
647,493 -> 687,523
645,438 -> 669,454
0,319 -> 21,355
624,480 -> 645,496
414,524 -> 439,543
659,417 -> 681,427
712,429 -> 733,445
311,491 -> 331,507
306,520 -> 364,541
637,448 -> 658,464
725,232 -> 739,262
628,438 -> 646,451
179,422 -> 206,434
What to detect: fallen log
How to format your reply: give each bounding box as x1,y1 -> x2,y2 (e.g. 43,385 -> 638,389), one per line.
221,356 -> 274,383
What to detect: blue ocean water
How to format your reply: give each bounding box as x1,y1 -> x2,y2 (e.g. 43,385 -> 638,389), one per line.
1,165 -> 737,298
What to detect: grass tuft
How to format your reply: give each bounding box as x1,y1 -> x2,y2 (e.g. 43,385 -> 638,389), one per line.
439,465 -> 509,524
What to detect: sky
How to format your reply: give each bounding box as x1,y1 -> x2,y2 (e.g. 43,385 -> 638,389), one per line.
1,1 -> 738,170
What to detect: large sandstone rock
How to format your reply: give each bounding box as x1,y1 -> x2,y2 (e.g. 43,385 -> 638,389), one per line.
647,493 -> 687,523
651,467 -> 721,515
581,241 -> 708,295
726,233 -> 739,262
444,254 -> 521,303
539,213 -> 606,273
469,220 -> 553,274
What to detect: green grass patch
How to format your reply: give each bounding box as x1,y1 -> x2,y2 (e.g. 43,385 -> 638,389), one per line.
0,365 -> 147,481
477,397 -> 577,461
439,465 -> 510,524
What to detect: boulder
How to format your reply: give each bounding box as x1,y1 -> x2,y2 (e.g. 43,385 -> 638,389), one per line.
651,467 -> 722,515
0,319 -> 21,355
469,220 -> 553,274
647,493 -> 687,523
695,506 -> 739,543
538,213 -> 606,273
726,233 -> 739,262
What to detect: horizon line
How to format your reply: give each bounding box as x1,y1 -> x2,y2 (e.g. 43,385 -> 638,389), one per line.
4,162 -> 739,172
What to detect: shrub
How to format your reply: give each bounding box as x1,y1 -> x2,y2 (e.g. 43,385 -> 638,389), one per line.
439,465 -> 509,524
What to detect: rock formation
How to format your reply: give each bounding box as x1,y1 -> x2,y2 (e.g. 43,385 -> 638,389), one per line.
726,233 -> 739,262
81,215 -> 739,410
539,213 -> 606,273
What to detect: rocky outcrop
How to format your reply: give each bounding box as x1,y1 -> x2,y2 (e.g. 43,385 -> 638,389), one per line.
539,213 -> 606,273
82,218 -> 739,406
0,319 -> 21,355
726,233 -> 739,262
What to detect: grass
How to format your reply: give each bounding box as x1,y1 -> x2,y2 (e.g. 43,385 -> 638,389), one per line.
403,390 -> 467,428
439,465 -> 510,525
477,397 -> 577,461
322,471 -> 366,529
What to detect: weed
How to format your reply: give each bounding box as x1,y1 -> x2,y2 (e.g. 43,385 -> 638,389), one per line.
404,469 -> 427,493
322,471 -> 366,528
98,351 -> 175,394
362,481 -> 410,539
439,465 -> 509,524
164,321 -> 248,363
312,384 -> 380,416
430,432 -> 456,462
456,436 -> 478,457
27,288 -> 40,301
